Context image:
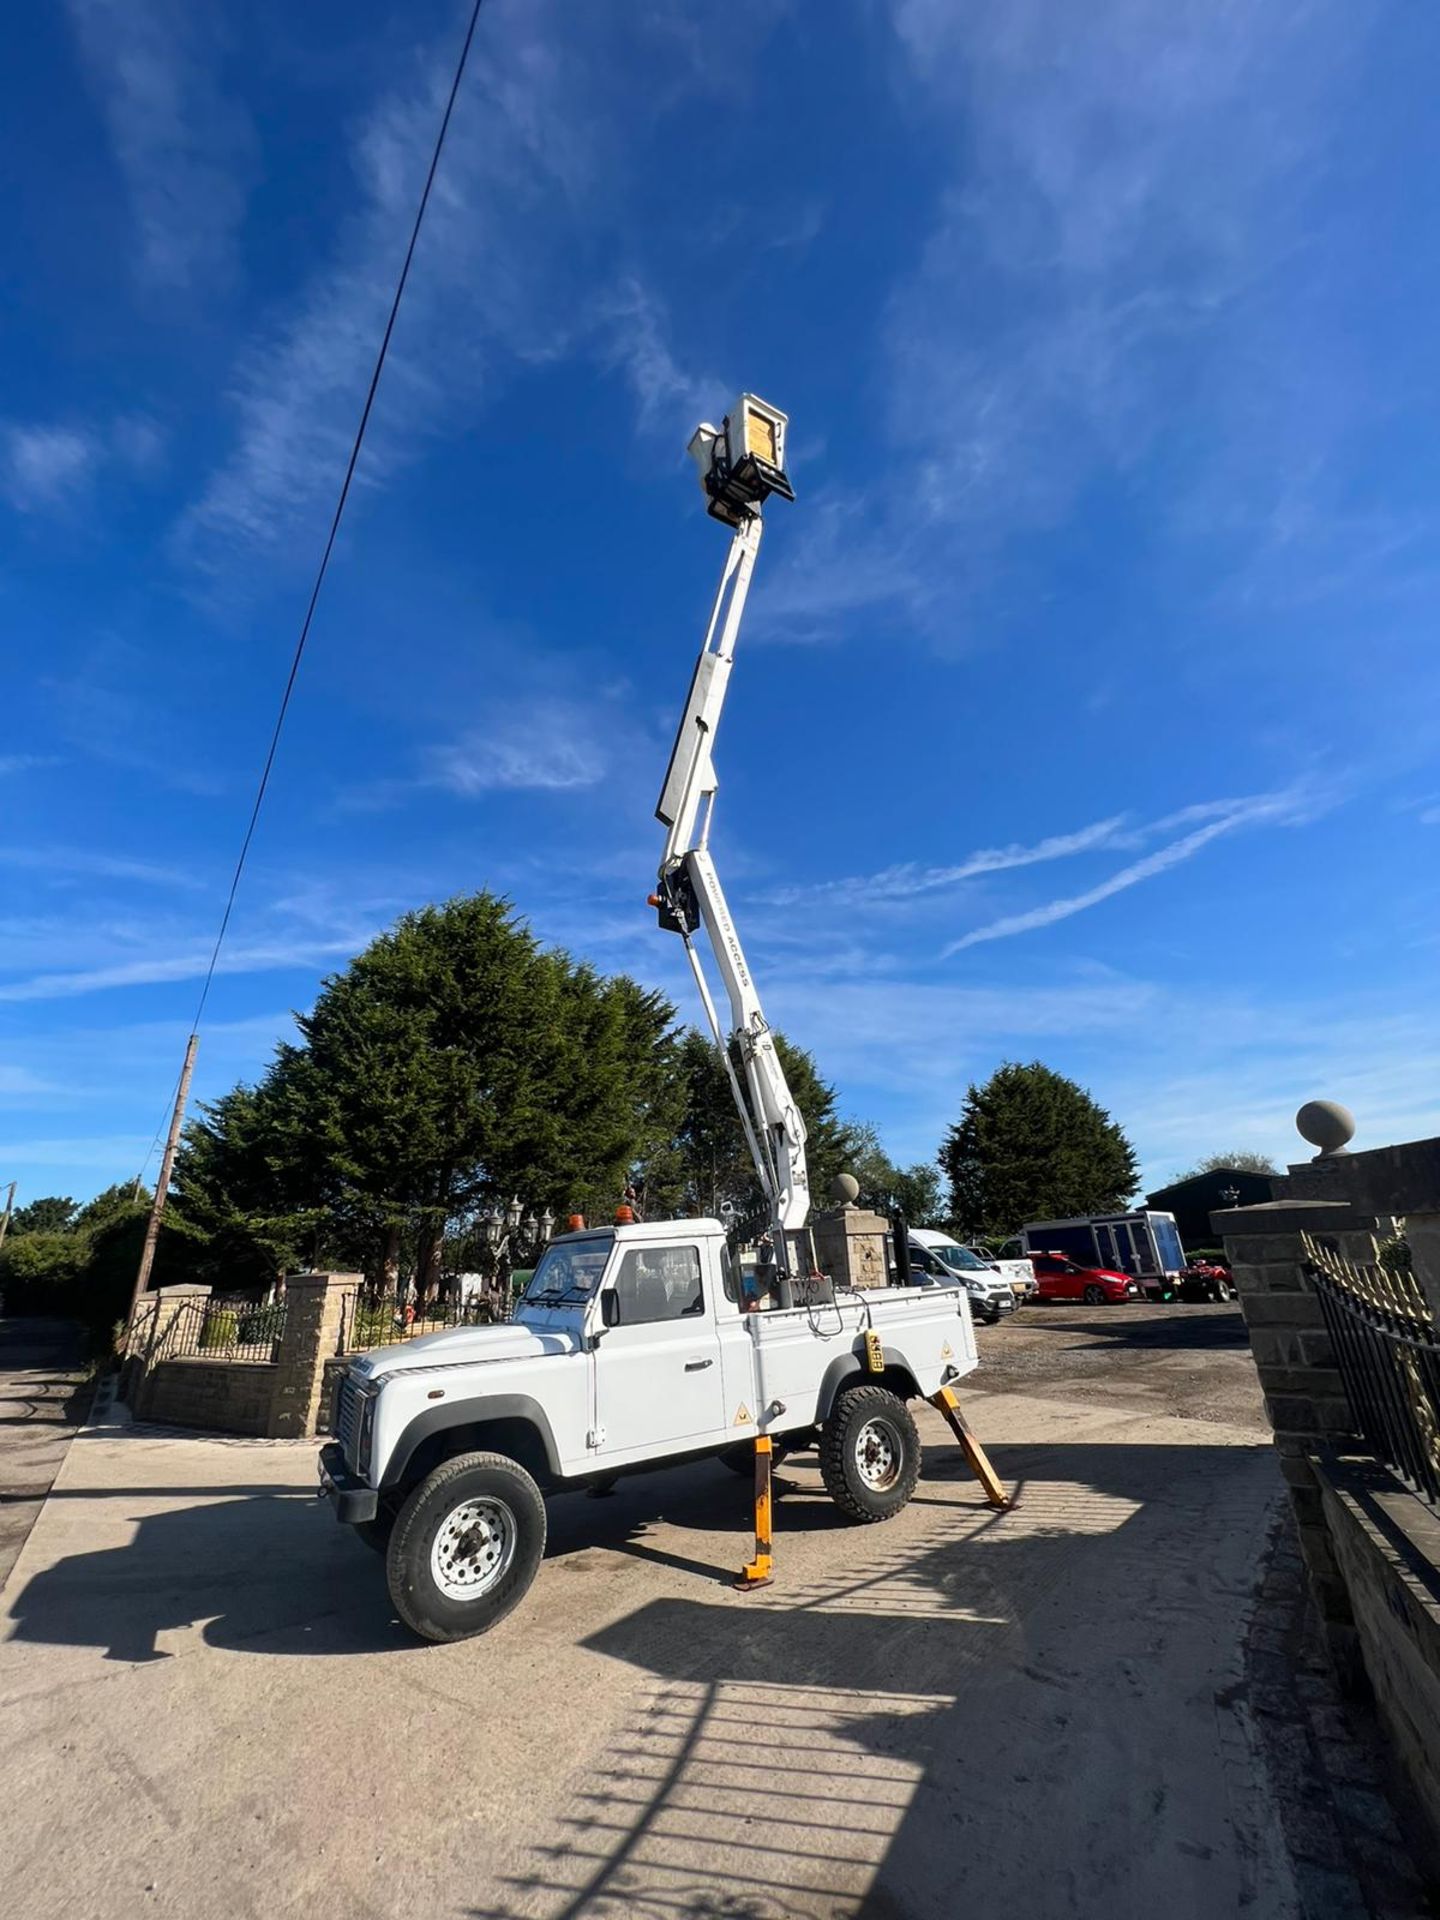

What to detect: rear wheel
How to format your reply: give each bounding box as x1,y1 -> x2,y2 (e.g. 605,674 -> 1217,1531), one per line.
819,1385 -> 921,1524
1082,1284 -> 1105,1304
385,1451 -> 546,1643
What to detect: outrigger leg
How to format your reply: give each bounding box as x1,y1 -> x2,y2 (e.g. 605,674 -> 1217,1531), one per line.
929,1386 -> 1009,1509
735,1432 -> 775,1590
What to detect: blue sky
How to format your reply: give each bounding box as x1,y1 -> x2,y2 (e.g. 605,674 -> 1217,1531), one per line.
3,0 -> 1439,1210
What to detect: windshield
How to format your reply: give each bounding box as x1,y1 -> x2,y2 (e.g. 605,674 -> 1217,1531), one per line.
519,1236 -> 612,1307
930,1242 -> 992,1273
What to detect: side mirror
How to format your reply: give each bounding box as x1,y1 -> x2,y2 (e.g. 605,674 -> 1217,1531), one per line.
600,1290 -> 621,1329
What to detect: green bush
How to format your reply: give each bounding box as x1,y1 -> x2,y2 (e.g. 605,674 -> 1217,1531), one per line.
198,1309 -> 240,1351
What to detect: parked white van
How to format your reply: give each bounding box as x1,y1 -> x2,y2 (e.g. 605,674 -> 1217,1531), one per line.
904,1229 -> 1022,1323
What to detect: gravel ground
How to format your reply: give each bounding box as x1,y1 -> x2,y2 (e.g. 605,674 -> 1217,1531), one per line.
976,1298 -> 1270,1432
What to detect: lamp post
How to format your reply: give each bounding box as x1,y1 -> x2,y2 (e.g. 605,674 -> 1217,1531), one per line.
471,1198 -> 553,1320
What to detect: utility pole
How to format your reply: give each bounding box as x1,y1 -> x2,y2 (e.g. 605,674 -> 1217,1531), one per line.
128,1035 -> 198,1327
0,1181 -> 15,1256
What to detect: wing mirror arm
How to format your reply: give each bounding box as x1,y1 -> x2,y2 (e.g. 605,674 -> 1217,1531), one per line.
591,1289 -> 620,1347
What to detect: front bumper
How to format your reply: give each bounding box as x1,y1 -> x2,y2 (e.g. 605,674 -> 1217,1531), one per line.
317,1441 -> 379,1524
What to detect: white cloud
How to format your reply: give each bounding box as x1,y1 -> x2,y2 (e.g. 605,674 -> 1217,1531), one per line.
423,721 -> 607,795
173,8 -> 728,578
64,0 -> 256,290
771,814 -> 1131,907
764,1 -> 1372,641
0,756 -> 60,777
1,414 -> 168,516
0,847 -> 200,888
942,783 -> 1332,953
0,936 -> 362,1005
1,425 -> 99,512
599,278 -> 723,441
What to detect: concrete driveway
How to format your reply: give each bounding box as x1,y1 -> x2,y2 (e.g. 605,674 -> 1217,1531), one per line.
0,1368 -> 1324,1920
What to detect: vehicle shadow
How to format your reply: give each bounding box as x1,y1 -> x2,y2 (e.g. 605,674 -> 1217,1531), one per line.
5,1484 -> 406,1660
464,1437 -> 1287,1920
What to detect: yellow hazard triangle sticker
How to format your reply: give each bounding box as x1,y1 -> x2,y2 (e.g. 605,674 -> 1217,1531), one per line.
733,1403 -> 752,1426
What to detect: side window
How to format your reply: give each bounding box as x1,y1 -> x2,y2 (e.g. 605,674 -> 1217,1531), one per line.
613,1245 -> 704,1324
720,1243 -> 740,1305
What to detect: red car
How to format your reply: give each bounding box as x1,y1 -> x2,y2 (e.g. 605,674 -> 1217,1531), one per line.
1030,1251 -> 1142,1304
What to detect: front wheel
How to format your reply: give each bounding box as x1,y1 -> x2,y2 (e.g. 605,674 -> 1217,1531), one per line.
1082,1284 -> 1105,1304
385,1451 -> 546,1643
819,1385 -> 922,1524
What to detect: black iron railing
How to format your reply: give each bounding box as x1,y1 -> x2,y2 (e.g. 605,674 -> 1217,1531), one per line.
334,1287 -> 513,1355
155,1294 -> 287,1364
1303,1234 -> 1440,1507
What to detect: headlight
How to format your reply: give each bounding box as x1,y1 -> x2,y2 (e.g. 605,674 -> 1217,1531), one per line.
357,1379 -> 384,1475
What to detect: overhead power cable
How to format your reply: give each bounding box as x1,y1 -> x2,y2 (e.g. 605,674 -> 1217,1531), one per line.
132,0 -> 487,1191
186,0 -> 487,1035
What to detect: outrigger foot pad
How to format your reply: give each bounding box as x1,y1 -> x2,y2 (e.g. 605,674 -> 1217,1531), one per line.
734,1568 -> 774,1592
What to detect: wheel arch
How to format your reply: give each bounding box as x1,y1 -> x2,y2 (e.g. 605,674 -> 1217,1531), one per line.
817,1352 -> 923,1423
382,1395 -> 560,1495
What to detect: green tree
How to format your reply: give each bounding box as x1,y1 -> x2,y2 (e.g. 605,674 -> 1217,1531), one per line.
175,894 -> 681,1287
9,1196 -> 76,1235
655,1027 -> 857,1219
1172,1150 -> 1279,1180
175,1083 -> 319,1287
846,1124 -> 943,1223
941,1062 -> 1138,1238
74,1183 -> 148,1235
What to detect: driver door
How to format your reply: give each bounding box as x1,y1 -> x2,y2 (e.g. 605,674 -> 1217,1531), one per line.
593,1243 -> 724,1460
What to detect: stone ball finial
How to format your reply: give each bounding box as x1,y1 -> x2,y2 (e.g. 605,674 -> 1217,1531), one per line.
1296,1099 -> 1355,1159
829,1172 -> 860,1205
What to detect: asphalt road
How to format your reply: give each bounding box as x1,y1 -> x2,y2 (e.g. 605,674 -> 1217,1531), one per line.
0,1318 -> 91,1590
0,1307 -> 1419,1920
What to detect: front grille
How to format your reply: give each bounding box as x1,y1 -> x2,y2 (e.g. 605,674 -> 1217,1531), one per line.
335,1376 -> 363,1470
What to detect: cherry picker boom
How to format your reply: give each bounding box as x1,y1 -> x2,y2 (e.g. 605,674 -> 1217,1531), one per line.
650,394 -> 816,1299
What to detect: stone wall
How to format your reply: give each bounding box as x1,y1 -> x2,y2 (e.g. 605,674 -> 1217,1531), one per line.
1214,1128 -> 1440,1868
124,1272 -> 359,1439
1315,1455 -> 1440,1879
141,1358 -> 280,1436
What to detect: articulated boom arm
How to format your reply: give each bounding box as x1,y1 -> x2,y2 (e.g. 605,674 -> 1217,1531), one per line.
654,510 -> 812,1267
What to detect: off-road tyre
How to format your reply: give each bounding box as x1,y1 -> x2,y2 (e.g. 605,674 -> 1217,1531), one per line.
819,1384 -> 922,1524
385,1451 -> 546,1644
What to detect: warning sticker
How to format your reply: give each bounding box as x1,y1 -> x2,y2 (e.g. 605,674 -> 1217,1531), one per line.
940,1340 -> 953,1360
733,1403 -> 752,1426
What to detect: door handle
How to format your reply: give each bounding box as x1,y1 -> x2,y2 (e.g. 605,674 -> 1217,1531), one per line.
684,1358 -> 714,1371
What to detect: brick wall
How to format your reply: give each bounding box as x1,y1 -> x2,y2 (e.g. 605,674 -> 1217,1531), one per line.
1315,1456 -> 1440,1882
1215,1136 -> 1440,1866
124,1273 -> 359,1438
141,1358 -> 280,1436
